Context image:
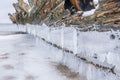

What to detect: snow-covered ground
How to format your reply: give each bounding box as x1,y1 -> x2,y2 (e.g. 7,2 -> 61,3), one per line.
0,24 -> 120,80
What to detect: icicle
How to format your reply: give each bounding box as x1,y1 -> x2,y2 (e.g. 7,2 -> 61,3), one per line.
86,65 -> 93,80
47,28 -> 51,42
35,25 -> 39,37
17,25 -> 21,32
23,25 -> 26,32
61,23 -> 64,49
33,27 -> 36,37
73,28 -> 78,54
28,25 -> 31,34
25,25 -> 28,33
61,26 -> 64,58
60,23 -> 65,63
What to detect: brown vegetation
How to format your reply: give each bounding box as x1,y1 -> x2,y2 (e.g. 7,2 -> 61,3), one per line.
8,0 -> 120,27
53,63 -> 85,80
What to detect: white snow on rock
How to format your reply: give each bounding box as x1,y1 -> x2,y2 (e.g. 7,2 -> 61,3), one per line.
82,0 -> 99,16
82,9 -> 96,17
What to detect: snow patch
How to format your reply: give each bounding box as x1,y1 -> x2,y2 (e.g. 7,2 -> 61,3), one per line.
82,0 -> 99,16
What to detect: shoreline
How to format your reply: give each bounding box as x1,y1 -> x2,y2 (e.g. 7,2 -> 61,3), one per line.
0,31 -> 27,36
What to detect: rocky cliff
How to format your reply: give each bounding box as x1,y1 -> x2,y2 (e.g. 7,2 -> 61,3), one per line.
9,0 -> 120,29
